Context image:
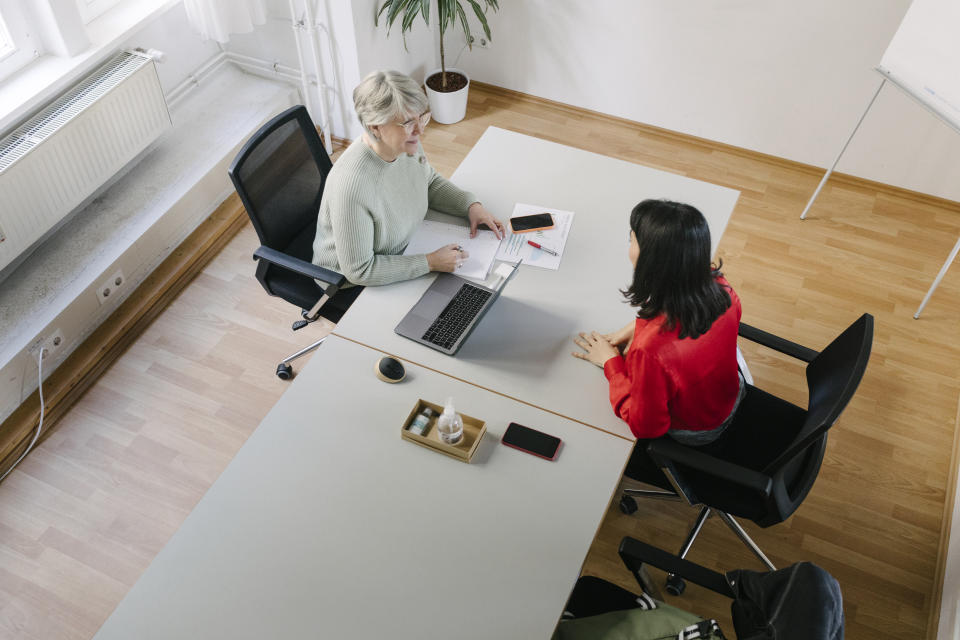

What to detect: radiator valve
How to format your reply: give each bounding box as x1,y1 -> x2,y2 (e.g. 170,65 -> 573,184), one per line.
134,47 -> 166,63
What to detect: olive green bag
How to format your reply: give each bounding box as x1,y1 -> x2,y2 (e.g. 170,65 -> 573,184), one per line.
552,599 -> 725,640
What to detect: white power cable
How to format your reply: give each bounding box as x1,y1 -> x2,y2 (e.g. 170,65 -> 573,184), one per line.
0,349 -> 45,483
451,42 -> 470,68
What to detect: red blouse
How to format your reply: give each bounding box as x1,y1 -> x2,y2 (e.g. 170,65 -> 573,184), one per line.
602,278 -> 742,440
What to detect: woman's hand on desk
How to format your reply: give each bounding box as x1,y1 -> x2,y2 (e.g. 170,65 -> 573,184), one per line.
427,244 -> 470,272
467,203 -> 505,239
572,331 -> 620,368
603,321 -> 636,352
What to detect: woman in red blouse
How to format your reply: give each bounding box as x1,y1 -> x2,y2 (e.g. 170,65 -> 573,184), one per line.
572,199 -> 744,483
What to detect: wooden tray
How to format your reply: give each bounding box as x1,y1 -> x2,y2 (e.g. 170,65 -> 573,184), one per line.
400,398 -> 486,463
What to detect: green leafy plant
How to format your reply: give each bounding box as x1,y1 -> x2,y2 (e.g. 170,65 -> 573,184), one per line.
375,0 -> 500,91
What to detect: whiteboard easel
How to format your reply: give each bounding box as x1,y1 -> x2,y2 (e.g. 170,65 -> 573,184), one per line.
800,69 -> 960,319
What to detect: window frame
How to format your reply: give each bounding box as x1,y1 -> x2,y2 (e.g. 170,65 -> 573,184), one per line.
0,12 -> 14,62
0,1 -> 42,83
76,0 -> 126,25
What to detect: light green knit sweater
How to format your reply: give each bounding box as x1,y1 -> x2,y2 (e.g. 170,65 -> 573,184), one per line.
311,138 -> 477,286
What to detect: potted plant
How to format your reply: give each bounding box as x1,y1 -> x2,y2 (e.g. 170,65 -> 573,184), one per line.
376,0 -> 499,124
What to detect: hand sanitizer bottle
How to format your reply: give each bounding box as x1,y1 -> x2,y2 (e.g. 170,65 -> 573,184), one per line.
437,397 -> 464,445
408,406 -> 435,436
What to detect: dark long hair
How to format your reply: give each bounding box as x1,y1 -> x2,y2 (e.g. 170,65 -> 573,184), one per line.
622,199 -> 730,339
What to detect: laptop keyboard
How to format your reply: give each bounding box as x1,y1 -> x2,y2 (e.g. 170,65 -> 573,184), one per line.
422,284 -> 493,350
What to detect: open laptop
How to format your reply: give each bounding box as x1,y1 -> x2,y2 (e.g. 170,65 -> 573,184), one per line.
395,260 -> 521,355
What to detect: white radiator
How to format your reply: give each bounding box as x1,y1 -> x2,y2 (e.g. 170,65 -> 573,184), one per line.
0,50 -> 171,272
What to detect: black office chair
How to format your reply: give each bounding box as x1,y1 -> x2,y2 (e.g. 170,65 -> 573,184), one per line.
619,313 -> 873,595
561,536 -> 844,639
228,105 -> 357,380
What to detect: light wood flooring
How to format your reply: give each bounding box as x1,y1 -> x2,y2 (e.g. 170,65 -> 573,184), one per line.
1,84 -> 959,639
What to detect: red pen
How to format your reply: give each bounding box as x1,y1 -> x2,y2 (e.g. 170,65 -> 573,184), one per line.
527,240 -> 559,256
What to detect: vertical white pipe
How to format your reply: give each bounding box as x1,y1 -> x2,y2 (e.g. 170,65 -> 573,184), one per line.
288,0 -> 316,127
303,0 -> 333,154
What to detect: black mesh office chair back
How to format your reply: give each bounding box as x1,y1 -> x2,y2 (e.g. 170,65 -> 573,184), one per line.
228,105 -> 350,379
229,106 -> 334,310
671,314 -> 873,525
764,313 -> 873,510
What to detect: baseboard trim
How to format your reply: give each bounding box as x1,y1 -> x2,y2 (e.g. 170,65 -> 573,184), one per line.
930,395 -> 960,639
0,195 -> 248,480
471,82 -> 960,213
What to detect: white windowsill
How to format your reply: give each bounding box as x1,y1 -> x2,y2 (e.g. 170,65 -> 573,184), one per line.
0,0 -> 180,134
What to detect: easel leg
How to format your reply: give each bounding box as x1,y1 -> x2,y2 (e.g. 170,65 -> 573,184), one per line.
801,79 -> 886,220
915,235 -> 960,319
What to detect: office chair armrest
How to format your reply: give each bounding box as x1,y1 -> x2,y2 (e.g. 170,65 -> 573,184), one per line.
253,246 -> 348,292
647,438 -> 773,498
618,537 -> 735,598
739,322 -> 819,363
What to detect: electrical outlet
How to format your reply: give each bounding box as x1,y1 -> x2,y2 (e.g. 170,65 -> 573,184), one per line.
28,329 -> 64,360
467,35 -> 490,49
96,269 -> 126,306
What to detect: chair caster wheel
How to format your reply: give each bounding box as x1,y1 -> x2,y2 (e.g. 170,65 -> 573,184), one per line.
665,573 -> 686,596
619,495 -> 638,515
276,363 -> 293,380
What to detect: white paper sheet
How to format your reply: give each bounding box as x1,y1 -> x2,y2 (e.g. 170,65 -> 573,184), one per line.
495,203 -> 575,270
402,219 -> 503,280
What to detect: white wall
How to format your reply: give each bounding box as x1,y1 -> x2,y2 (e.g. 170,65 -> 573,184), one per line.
349,0 -> 437,94
217,0 -> 301,83
121,2 -> 219,92
221,0 -> 437,142
342,0 -> 960,202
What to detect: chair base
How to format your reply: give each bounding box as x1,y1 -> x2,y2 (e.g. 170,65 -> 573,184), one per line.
274,301 -> 338,379
275,335 -> 328,379
716,510 -> 776,571
623,487 -> 682,501
620,486 -> 776,582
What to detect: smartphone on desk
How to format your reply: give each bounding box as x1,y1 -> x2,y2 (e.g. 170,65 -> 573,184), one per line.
501,422 -> 562,461
509,213 -> 554,233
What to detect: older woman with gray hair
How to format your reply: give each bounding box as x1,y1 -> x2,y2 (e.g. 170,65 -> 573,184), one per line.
312,70 -> 504,290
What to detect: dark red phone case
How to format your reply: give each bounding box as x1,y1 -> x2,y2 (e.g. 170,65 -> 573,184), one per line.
501,423 -> 562,461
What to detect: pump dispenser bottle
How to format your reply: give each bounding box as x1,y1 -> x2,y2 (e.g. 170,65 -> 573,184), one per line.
437,397 -> 464,444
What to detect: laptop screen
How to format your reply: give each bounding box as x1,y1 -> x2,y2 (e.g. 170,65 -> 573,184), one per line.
491,259 -> 522,293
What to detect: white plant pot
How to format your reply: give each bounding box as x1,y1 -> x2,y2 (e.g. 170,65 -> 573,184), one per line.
424,67 -> 470,125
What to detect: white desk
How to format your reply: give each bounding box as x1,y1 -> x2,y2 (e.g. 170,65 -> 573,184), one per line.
334,127 -> 741,439
93,336 -> 633,639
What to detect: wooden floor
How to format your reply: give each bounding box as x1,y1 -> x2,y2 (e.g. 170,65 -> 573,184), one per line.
1,84 -> 958,639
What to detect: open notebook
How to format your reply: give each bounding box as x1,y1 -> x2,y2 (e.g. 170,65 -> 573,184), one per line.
402,219 -> 503,280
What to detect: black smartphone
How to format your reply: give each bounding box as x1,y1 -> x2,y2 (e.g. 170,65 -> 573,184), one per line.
509,213 -> 554,233
501,422 -> 562,461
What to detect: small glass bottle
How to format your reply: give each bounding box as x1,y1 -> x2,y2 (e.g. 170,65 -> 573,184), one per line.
437,397 -> 464,445
408,406 -> 435,436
